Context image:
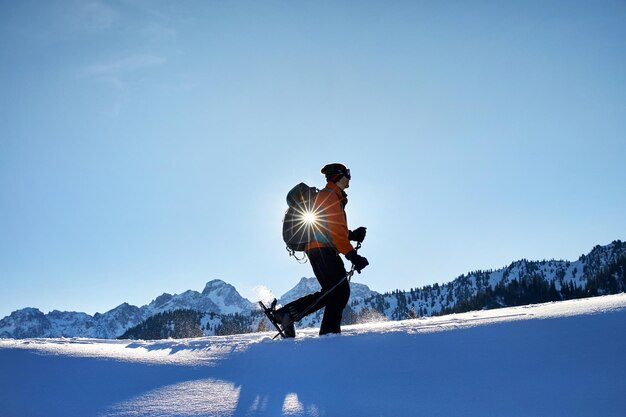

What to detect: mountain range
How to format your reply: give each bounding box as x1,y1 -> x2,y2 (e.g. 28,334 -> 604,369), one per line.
0,280 -> 256,339
1,240 -> 624,339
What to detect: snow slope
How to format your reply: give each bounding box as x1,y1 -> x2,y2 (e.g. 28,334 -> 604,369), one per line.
1,294 -> 625,417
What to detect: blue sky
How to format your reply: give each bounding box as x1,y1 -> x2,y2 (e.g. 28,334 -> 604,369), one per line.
1,0 -> 625,319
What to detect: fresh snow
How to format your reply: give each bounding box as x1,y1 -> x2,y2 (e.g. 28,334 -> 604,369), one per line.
1,293 -> 625,417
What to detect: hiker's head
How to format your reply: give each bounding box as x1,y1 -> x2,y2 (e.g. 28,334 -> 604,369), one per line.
321,163 -> 351,185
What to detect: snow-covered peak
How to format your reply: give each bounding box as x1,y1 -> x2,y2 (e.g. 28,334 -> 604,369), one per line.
201,280 -> 254,314
202,279 -> 231,295
5,307 -> 44,318
150,293 -> 174,309
0,308 -> 50,338
142,280 -> 255,317
279,277 -> 320,304
581,239 -> 625,259
349,281 -> 379,301
581,240 -> 626,276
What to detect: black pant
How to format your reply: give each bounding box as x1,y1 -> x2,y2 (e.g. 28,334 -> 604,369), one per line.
285,247 -> 350,335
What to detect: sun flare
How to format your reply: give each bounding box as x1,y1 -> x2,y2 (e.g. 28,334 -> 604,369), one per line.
302,211 -> 317,225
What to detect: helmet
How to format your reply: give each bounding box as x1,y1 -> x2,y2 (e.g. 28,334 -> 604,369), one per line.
321,163 -> 351,183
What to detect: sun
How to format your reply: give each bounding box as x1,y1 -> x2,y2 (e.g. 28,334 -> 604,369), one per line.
302,211 -> 318,225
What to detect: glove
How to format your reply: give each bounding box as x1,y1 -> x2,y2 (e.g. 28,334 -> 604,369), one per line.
349,227 -> 367,243
345,249 -> 369,273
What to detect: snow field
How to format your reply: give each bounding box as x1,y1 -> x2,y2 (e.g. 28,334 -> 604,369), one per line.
1,294 -> 625,417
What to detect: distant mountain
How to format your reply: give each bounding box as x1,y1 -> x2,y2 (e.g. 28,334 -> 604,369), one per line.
0,308 -> 52,339
279,277 -> 324,305
92,303 -> 144,338
279,277 -> 378,305
1,241 -> 625,340
350,240 -> 626,321
142,279 -> 254,317
0,279 -> 255,339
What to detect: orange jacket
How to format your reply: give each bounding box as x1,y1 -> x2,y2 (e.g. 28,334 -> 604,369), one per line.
305,182 -> 354,255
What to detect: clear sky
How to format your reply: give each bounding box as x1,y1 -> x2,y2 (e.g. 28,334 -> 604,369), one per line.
1,0 -> 625,319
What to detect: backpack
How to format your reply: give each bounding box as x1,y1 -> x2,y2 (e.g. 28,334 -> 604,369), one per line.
282,183 -> 319,258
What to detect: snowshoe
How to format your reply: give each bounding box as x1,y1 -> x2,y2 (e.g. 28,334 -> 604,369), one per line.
259,299 -> 296,339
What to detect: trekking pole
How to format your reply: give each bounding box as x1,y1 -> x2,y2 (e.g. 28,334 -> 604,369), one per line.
294,242 -> 362,322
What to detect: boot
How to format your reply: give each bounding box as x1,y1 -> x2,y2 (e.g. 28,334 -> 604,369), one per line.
273,307 -> 296,338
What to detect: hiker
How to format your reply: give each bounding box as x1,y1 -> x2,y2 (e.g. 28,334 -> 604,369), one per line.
272,163 -> 369,337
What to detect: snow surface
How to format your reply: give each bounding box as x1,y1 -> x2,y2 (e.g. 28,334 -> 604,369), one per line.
1,294 -> 625,417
